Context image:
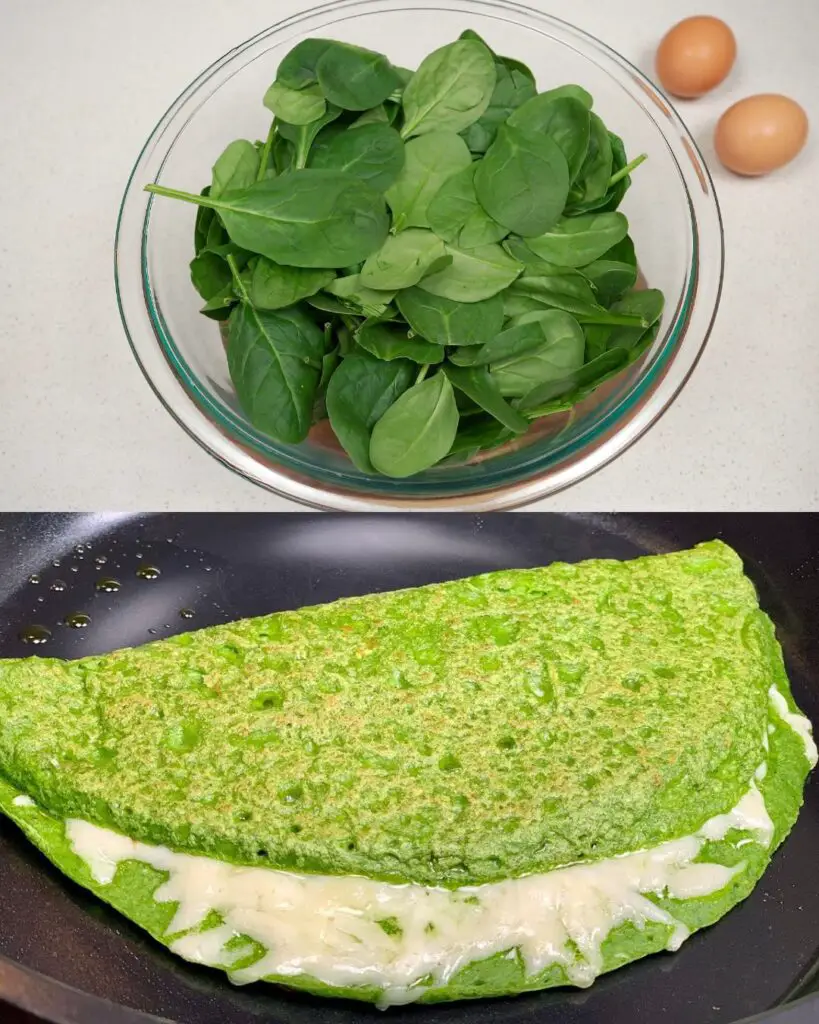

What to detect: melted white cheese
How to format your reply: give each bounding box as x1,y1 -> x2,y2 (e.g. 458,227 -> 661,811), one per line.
769,686 -> 818,765
65,778 -> 772,1007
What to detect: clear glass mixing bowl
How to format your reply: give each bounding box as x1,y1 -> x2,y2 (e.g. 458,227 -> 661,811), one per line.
115,0 -> 724,510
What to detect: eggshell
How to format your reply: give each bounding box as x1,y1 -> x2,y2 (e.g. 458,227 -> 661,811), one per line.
715,94 -> 809,176
656,16 -> 737,99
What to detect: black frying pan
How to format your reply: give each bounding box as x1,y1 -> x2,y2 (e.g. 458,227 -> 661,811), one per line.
0,513 -> 818,1024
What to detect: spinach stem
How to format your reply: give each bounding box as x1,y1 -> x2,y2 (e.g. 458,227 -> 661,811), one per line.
579,314 -> 650,328
144,184 -> 217,208
523,404 -> 564,422
226,254 -> 249,302
295,134 -> 311,170
415,364 -> 430,385
257,120 -> 277,182
608,153 -> 647,188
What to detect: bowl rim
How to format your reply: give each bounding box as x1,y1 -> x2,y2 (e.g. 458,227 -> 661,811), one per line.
115,0 -> 725,510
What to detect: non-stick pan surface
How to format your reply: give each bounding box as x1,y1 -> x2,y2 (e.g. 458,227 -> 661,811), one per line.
0,513 -> 817,1024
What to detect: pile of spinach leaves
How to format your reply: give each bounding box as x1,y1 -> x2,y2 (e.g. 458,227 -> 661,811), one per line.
146,31 -> 664,478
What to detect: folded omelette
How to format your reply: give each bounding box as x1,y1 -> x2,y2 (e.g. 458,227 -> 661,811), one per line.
0,540 -> 814,1007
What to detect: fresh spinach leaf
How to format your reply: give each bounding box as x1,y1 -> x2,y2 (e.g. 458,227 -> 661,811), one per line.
508,266 -> 647,325
444,364 -> 529,432
211,140 -> 261,199
316,42 -> 403,111
461,61 -> 536,154
146,171 -> 389,269
567,112 -> 613,210
276,38 -> 335,90
583,323 -> 613,362
271,131 -> 295,174
449,318 -> 552,366
453,309 -> 584,369
255,122 -> 278,182
508,94 -> 590,181
227,292 -> 325,443
199,213 -> 252,264
326,353 -> 415,472
350,104 -> 390,128
417,243 -> 522,302
307,292 -> 358,316
396,287 -> 504,346
570,132 -> 641,216
360,228 -> 449,290
523,212 -> 629,267
537,84 -> 594,109
489,311 -> 586,397
516,347 -> 629,414
326,274 -> 395,316
189,250 -> 232,302
194,187 -> 215,254
385,131 -> 471,231
502,292 -> 553,319
595,131 -> 632,212
457,29 -> 535,88
263,81 -> 326,125
369,372 -> 460,477
445,416 -> 513,461
277,105 -> 342,169
319,343 -> 340,390
602,289 -> 665,350
427,163 -> 508,248
499,55 -> 536,85
200,282 -> 237,321
357,321 -> 445,363
309,122 -> 404,192
474,123 -> 569,236
580,234 -> 637,306
244,257 -> 334,309
400,39 -> 496,139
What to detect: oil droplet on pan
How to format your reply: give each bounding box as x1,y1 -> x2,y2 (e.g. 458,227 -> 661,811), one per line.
50,580 -> 67,592
148,628 -> 158,635
52,559 -> 61,567
70,565 -> 80,573
96,577 -> 121,593
94,555 -> 108,567
64,612 -> 92,629
19,625 -> 51,645
28,574 -> 41,585
180,608 -> 195,620
136,565 -> 161,581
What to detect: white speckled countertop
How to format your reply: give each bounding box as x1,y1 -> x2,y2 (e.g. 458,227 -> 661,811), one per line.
0,0 -> 816,510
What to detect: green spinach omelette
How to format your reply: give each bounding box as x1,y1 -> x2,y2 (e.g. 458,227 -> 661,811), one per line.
0,541 -> 814,1006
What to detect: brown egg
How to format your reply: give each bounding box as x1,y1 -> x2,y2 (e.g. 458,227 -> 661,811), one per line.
656,16 -> 737,99
715,95 -> 809,176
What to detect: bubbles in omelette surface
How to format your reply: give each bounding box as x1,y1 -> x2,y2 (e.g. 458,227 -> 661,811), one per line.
655,16 -> 736,98
715,95 -> 809,176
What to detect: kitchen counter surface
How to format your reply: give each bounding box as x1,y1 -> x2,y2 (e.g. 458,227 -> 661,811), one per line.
1,0 -> 816,510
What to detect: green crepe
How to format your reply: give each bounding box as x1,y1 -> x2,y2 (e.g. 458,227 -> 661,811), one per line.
0,540 -> 814,1006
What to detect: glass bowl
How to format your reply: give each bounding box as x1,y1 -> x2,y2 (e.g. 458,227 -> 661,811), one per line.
115,0 -> 724,510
